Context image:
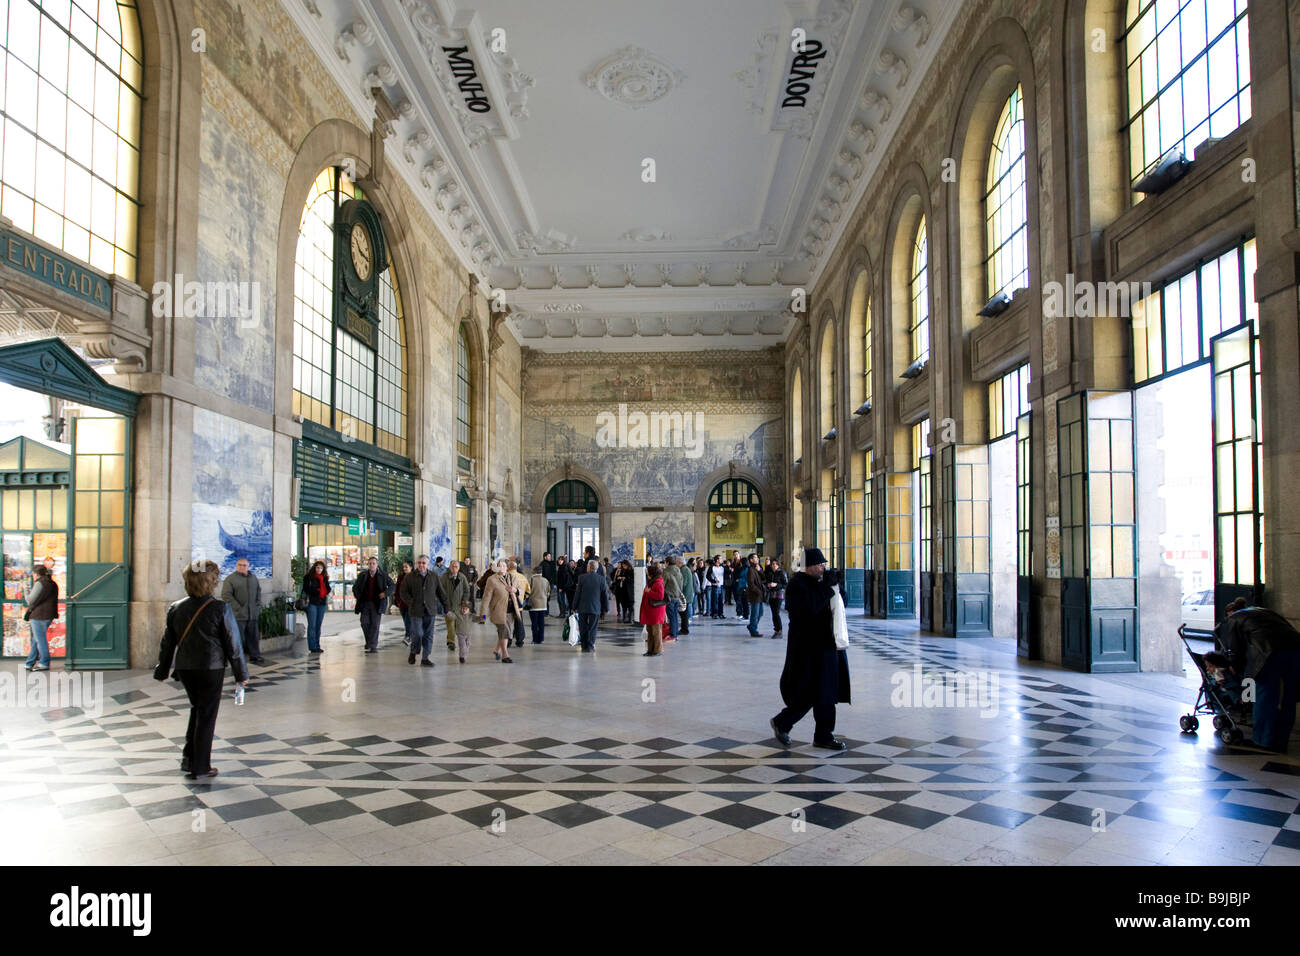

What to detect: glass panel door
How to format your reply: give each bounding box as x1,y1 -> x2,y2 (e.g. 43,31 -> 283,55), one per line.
66,414 -> 131,668
1210,323 -> 1262,618
1016,411 -> 1035,657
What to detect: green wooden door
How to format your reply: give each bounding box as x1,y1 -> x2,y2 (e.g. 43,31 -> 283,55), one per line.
66,415 -> 131,669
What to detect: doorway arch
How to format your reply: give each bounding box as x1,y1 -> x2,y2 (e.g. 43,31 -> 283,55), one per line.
693,464 -> 779,559
528,464 -> 612,566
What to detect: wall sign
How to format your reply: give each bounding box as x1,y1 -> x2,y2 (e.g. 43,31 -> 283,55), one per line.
781,40 -> 827,108
442,46 -> 492,113
2,229 -> 111,313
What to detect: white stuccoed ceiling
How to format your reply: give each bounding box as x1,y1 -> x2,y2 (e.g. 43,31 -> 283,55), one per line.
284,0 -> 958,350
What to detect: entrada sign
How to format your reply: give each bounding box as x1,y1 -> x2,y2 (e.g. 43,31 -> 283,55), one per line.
782,40 -> 827,108
2,230 -> 111,313
442,46 -> 492,113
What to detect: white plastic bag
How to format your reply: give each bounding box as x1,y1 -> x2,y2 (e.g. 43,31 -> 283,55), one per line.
831,591 -> 849,649
566,613 -> 580,646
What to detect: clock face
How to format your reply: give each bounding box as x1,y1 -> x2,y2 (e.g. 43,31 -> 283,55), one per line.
349,222 -> 373,281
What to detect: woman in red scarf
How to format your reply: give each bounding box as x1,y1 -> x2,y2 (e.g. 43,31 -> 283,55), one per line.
640,564 -> 667,657
302,560 -> 330,653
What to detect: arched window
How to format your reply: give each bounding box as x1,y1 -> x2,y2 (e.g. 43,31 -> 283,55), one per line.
0,0 -> 143,279
456,324 -> 472,458
847,271 -> 871,413
986,86 -> 1028,300
545,480 -> 598,513
791,367 -> 804,464
818,319 -> 836,439
910,217 -> 930,365
863,295 -> 872,410
708,479 -> 762,511
292,167 -> 407,455
1124,0 -> 1250,188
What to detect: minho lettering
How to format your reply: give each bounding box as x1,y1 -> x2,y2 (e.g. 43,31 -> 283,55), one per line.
782,40 -> 827,108
49,886 -> 151,936
442,46 -> 492,113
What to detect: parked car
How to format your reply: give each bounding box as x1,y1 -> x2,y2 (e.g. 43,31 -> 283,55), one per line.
1180,589 -> 1215,634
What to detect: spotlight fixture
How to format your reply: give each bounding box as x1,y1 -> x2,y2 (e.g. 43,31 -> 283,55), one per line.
1133,149 -> 1191,195
977,290 -> 1012,317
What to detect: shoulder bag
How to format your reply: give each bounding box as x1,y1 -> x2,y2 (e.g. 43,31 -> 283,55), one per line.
154,597 -> 216,681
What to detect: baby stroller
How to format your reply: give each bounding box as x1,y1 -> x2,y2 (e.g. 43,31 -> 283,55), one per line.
1178,624 -> 1251,745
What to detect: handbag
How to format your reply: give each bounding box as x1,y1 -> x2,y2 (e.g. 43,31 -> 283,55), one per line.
831,591 -> 849,650
294,589 -> 309,612
154,596 -> 216,681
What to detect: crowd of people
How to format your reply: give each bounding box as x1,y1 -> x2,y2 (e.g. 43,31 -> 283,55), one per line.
148,544 -> 833,778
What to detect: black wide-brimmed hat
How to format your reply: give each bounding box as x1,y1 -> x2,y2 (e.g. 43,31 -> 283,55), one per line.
804,547 -> 828,567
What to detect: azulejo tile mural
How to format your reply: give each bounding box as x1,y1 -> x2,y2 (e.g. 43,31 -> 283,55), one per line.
192,408 -> 273,576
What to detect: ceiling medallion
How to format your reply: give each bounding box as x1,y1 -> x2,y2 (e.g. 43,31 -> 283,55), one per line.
583,46 -> 684,109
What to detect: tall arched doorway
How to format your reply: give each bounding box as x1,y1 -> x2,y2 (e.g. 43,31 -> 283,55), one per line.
707,478 -> 763,556
545,479 -> 600,560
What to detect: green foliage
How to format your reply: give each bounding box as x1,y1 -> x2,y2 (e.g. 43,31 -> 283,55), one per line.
290,555 -> 308,593
381,547 -> 411,578
258,596 -> 292,638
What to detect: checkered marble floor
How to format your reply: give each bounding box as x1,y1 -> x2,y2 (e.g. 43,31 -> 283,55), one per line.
1,608 -> 1298,865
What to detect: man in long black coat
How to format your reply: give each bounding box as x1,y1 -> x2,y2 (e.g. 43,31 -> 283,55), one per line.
770,547 -> 850,751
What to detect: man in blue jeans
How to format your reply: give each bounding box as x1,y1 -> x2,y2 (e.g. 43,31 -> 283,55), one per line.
572,559 -> 608,653
663,556 -> 684,641
399,554 -> 444,667
24,565 -> 57,671
708,557 -> 725,618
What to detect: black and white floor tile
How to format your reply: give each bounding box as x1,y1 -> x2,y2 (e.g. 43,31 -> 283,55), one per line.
1,609 -> 1297,865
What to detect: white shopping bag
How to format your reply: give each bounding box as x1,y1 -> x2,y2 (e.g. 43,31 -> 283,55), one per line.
831,590 -> 849,649
566,613 -> 580,646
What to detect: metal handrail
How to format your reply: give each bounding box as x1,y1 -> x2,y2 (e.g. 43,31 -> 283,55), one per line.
66,563 -> 126,601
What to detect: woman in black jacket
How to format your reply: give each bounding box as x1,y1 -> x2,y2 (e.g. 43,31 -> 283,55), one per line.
765,560 -> 789,638
611,561 -> 631,623
154,560 -> 249,779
